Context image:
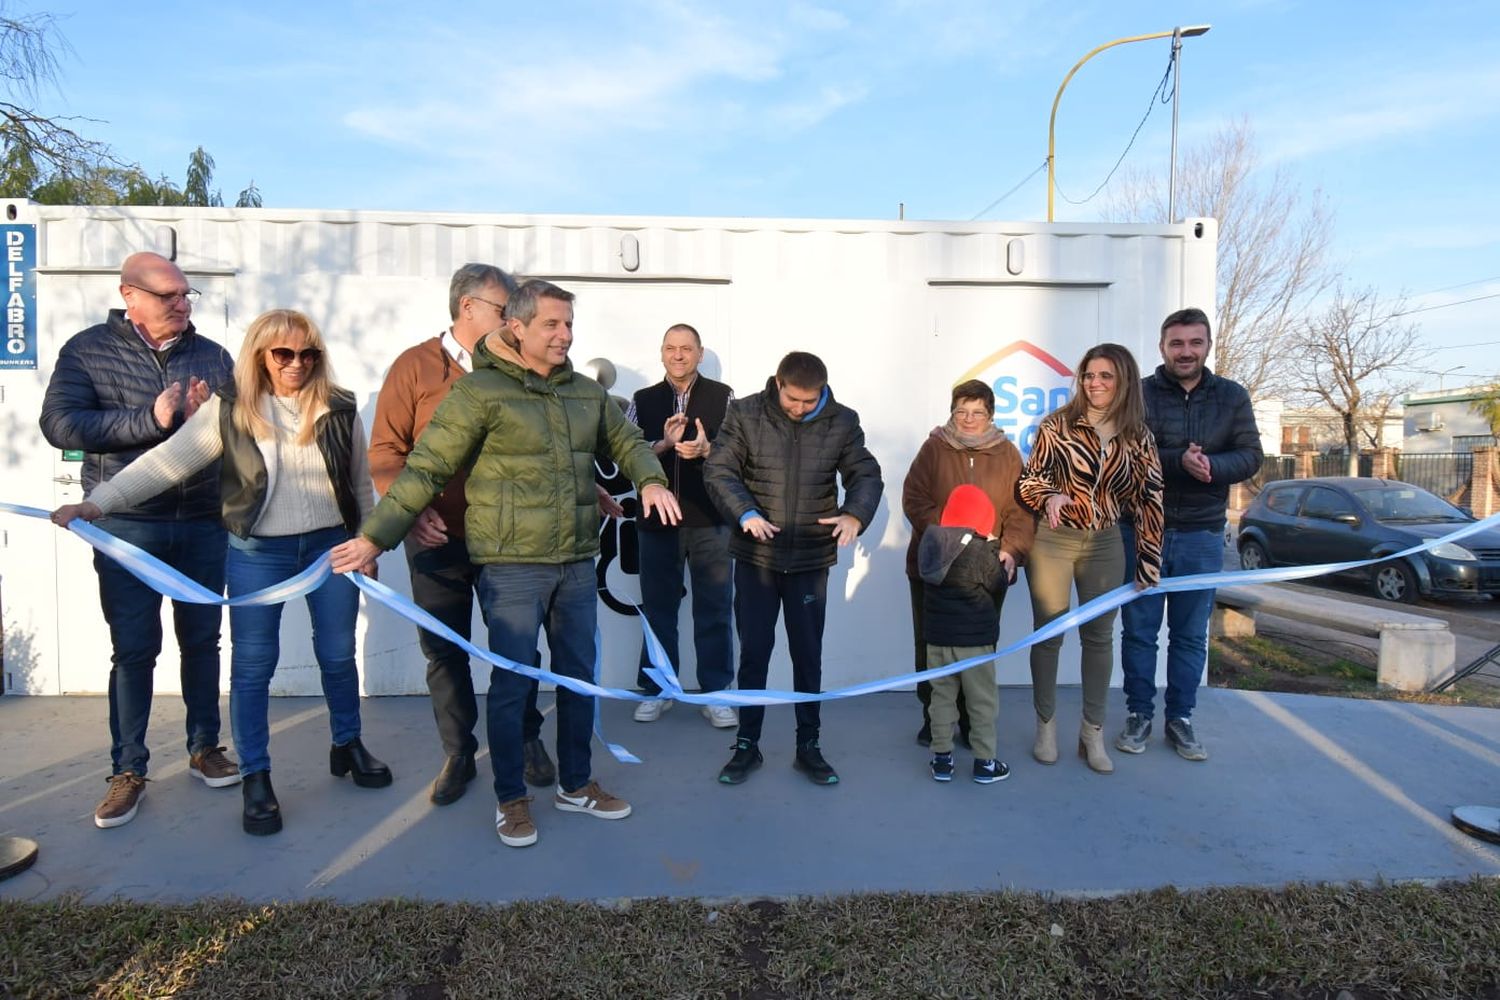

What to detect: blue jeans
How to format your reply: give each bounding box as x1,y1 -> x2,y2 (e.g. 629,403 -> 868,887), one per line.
404,538 -> 544,757
635,525 -> 734,694
93,516 -> 227,776
476,560 -> 597,803
226,526 -> 363,776
1120,524 -> 1223,720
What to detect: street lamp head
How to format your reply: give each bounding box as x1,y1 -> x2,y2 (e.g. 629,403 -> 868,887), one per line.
1178,24 -> 1212,37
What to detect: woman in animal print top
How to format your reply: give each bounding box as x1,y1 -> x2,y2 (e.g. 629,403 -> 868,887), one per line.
1016,343 -> 1163,775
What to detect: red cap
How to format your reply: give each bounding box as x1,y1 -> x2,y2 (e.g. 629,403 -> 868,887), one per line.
939,484 -> 996,536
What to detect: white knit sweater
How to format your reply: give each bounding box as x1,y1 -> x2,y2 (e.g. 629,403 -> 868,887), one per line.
87,394 -> 374,536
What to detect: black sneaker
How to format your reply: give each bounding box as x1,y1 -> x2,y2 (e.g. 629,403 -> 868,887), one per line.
718,739 -> 763,784
972,758 -> 1011,784
1115,713 -> 1152,755
929,752 -> 954,782
1166,717 -> 1208,761
794,740 -> 839,785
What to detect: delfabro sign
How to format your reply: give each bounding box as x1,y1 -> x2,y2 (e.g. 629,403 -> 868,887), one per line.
2,224 -> 37,371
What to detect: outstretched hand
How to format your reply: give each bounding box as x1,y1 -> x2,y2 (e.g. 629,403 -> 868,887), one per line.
817,513 -> 860,547
639,484 -> 682,525
51,501 -> 102,527
331,536 -> 381,575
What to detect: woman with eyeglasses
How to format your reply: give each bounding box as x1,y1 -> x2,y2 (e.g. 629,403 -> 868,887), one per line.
1016,343 -> 1163,775
901,379 -> 1034,760
53,309 -> 387,835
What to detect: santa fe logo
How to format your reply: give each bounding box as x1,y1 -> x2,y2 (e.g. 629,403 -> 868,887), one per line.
956,341 -> 1073,459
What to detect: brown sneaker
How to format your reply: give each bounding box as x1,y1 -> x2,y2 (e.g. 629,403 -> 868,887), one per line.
95,772 -> 146,829
554,780 -> 632,820
189,747 -> 242,788
495,796 -> 538,847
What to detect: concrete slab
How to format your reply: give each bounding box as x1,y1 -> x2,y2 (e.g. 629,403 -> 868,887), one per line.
2,688 -> 1499,904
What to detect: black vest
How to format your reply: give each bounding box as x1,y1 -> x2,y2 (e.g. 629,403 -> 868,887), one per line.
631,376 -> 732,529
216,384 -> 362,539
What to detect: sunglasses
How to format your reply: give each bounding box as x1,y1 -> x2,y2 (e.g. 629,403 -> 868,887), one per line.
268,347 -> 323,367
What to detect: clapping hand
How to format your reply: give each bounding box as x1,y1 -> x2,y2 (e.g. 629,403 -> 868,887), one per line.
1182,443 -> 1212,483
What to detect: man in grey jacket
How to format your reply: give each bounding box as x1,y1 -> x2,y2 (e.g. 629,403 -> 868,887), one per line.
1117,307 -> 1263,761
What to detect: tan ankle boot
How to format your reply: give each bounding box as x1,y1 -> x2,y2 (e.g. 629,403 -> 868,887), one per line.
1033,715 -> 1058,764
1078,720 -> 1114,774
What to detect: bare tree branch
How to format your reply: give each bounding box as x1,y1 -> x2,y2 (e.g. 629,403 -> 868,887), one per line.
1105,118 -> 1333,399
1290,285 -> 1421,472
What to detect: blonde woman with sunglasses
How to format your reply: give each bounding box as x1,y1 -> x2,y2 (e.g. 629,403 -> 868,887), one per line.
55,309 -> 387,836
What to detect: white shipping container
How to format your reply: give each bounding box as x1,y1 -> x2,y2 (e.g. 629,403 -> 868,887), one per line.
0,201 -> 1216,697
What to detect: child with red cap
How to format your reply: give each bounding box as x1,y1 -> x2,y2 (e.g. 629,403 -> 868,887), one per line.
916,484 -> 1011,783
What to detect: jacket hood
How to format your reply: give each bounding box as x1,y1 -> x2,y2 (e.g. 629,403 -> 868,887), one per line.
759,375 -> 838,423
475,331 -> 575,384
918,525 -> 981,585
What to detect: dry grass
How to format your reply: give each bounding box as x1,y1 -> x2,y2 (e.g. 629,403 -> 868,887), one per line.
6,881 -> 1500,999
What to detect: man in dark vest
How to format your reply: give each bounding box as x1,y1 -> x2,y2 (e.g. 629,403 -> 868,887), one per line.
626,323 -> 738,728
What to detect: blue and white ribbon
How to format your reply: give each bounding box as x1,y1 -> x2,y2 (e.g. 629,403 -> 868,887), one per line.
7,500 -> 1500,755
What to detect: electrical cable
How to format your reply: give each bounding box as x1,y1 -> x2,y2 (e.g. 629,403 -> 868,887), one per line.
969,158 -> 1050,220
1054,48 -> 1175,207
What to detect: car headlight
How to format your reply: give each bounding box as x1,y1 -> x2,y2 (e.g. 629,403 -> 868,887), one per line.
1429,542 -> 1477,561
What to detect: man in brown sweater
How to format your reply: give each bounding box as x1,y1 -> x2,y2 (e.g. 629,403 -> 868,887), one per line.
368,263 -> 556,805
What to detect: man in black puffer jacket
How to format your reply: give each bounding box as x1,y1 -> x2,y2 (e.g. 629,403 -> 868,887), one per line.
705,351 -> 883,786
1118,307 -> 1262,763
39,252 -> 237,830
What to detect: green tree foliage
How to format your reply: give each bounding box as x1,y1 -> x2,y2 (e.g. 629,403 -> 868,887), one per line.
0,7 -> 260,207
1471,384 -> 1500,438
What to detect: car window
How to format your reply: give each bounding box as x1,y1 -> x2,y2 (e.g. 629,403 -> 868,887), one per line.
1301,486 -> 1357,520
1264,486 -> 1304,515
1351,485 -> 1469,521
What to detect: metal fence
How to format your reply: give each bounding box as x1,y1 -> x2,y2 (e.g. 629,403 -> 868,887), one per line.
1395,452 -> 1472,500
1311,453 -> 1372,478
1246,455 -> 1296,494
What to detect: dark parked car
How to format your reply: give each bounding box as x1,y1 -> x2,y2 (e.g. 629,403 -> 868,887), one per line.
1237,477 -> 1500,603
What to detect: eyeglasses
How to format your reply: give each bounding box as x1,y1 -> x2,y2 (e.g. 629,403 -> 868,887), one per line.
268,347 -> 323,367
952,407 -> 991,420
468,295 -> 507,317
125,283 -> 201,306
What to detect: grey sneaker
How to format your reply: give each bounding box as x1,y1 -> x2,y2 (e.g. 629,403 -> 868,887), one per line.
1166,717 -> 1208,761
1115,713 -> 1152,755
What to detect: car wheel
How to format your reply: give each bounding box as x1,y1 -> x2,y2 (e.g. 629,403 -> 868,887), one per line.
1239,540 -> 1269,571
1372,561 -> 1419,603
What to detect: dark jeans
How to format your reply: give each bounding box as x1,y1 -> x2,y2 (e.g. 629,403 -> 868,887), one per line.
1120,523 -> 1222,720
226,526 -> 362,776
405,538 -> 542,757
93,516 -> 226,777
635,525 -> 734,694
475,561 -> 597,803
733,562 -> 827,746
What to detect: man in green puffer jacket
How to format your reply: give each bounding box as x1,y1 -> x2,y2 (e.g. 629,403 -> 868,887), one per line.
333,280 -> 680,848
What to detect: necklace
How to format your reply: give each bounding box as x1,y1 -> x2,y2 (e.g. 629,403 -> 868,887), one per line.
271,394 -> 301,428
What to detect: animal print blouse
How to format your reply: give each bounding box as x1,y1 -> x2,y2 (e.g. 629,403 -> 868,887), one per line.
1016,413 -> 1164,588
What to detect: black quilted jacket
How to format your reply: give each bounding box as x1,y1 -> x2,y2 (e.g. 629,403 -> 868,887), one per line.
39,309 -> 234,520
705,377 -> 884,573
1141,365 -> 1263,532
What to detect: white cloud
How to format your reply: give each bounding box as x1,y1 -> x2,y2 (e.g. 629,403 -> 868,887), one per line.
766,83 -> 869,130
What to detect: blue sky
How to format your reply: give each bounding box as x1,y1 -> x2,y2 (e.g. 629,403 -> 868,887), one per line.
33,0 -> 1500,384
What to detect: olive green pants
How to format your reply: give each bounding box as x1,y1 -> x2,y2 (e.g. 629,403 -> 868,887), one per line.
926,645 -> 998,758
1027,522 -> 1124,726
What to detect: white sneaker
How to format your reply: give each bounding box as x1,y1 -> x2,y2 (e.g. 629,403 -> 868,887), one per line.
701,704 -> 738,729
633,698 -> 673,723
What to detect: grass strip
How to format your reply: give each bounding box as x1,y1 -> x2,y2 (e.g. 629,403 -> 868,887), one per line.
5,880 -> 1500,999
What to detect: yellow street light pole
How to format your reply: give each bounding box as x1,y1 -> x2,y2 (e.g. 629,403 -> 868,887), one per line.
1046,25 -> 1210,222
